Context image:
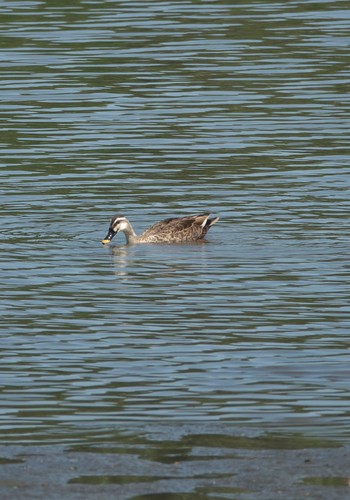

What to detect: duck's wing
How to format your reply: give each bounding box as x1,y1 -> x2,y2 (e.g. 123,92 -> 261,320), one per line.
140,213 -> 217,242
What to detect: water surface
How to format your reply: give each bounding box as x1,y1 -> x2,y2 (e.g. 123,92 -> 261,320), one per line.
1,0 -> 350,487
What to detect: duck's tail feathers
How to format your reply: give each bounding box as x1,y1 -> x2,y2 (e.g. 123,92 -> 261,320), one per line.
207,216 -> 219,227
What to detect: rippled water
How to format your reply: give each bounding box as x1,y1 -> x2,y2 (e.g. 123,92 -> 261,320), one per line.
1,0 -> 350,455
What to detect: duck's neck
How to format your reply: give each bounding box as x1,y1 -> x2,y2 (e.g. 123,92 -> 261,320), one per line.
122,221 -> 138,244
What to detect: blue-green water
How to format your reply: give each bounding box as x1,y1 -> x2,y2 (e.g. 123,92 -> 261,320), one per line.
1,0 -> 350,497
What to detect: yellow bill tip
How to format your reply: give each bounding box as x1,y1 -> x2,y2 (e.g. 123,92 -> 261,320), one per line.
102,239 -> 111,245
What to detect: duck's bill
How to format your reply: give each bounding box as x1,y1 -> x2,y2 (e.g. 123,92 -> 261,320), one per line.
101,228 -> 116,244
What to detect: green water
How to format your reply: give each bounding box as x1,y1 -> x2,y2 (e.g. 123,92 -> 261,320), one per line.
1,0 -> 350,497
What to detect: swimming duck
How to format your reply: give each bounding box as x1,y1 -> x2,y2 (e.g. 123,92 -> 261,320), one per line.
102,213 -> 219,245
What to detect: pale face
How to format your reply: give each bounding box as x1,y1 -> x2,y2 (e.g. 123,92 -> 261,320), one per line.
112,217 -> 128,232
102,216 -> 128,244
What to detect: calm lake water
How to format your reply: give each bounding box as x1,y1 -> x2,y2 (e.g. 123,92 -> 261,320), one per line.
1,0 -> 350,497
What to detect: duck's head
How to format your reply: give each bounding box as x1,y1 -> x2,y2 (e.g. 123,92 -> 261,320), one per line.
102,216 -> 128,244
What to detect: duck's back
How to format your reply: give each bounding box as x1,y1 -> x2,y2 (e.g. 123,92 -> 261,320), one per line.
138,213 -> 218,243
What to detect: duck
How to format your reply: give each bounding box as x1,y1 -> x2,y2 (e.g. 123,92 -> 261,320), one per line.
102,213 -> 219,245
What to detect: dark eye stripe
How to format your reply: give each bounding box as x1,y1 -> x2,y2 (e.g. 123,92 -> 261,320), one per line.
112,219 -> 124,229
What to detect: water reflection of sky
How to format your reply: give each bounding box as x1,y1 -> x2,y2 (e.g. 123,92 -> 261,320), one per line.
1,0 -> 350,443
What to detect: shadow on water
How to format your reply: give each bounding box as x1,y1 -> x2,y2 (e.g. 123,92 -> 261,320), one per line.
0,428 -> 348,499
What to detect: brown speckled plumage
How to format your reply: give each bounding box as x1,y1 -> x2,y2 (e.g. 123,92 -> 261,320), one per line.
102,213 -> 219,245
